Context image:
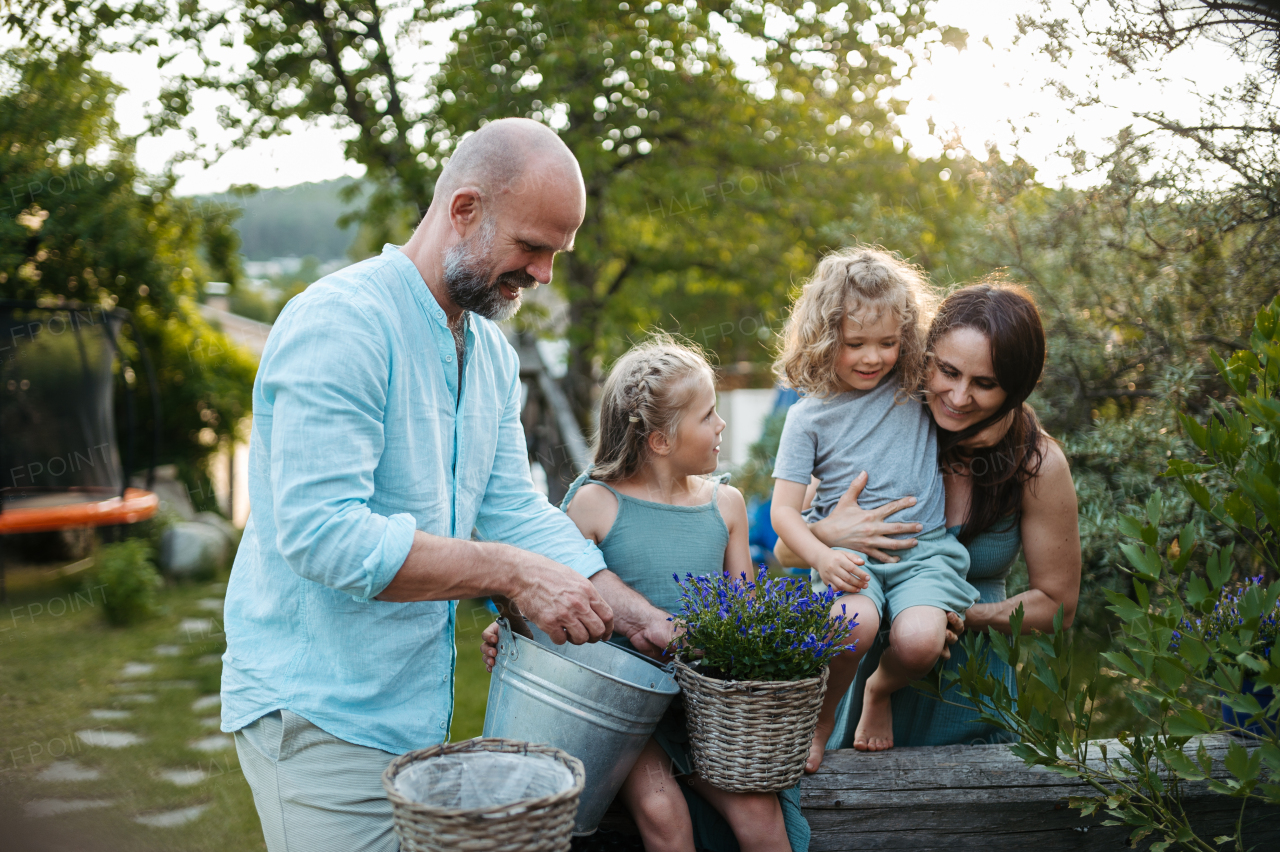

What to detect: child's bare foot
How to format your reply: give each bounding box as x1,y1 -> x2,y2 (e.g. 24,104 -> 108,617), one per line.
852,684 -> 894,752
804,717 -> 835,774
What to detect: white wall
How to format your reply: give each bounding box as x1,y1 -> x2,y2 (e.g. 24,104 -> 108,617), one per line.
716,388 -> 776,470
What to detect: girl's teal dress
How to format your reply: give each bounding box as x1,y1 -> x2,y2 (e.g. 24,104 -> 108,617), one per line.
826,516 -> 1023,749
562,471 -> 811,852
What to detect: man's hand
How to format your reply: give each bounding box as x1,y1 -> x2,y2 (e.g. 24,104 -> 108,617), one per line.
481,606 -> 679,671
512,563 -> 614,645
938,611 -> 966,661
814,548 -> 871,594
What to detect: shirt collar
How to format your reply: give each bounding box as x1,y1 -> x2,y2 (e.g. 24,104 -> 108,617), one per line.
383,244 -> 455,332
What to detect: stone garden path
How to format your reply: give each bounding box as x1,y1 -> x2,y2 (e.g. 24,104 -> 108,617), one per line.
23,582 -> 231,831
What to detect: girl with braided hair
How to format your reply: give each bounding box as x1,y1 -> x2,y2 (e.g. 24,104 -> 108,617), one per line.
560,337 -> 805,851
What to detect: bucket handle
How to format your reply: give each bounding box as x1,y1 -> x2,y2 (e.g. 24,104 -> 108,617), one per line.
496,617 -> 518,663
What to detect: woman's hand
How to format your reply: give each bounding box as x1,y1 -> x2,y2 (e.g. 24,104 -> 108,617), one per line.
627,612 -> 680,660
809,471 -> 923,563
481,620 -> 500,673
938,611 -> 965,661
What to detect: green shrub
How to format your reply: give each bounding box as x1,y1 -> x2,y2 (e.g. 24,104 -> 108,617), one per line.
952,295 -> 1280,850
93,540 -> 163,626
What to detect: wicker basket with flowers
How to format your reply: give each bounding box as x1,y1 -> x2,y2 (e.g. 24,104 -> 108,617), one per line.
670,568 -> 858,791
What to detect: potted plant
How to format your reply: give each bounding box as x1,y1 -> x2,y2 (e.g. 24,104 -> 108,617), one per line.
669,568 -> 857,792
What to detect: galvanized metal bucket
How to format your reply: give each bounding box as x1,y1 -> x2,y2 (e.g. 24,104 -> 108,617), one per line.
481,619 -> 680,835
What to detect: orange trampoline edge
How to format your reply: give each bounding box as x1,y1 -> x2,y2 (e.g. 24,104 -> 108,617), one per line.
0,488 -> 160,535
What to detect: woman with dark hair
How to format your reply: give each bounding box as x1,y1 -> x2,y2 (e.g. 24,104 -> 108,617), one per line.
776,280 -> 1082,749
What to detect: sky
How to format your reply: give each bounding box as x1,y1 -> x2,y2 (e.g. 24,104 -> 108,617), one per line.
87,0 -> 1253,197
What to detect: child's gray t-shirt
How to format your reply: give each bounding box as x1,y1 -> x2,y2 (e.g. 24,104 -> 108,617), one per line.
772,379 -> 946,537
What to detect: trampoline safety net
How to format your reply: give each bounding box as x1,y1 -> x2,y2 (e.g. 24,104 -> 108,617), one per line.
1,304 -> 125,502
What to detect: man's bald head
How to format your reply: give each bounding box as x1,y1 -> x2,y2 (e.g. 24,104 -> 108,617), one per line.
403,118 -> 586,322
433,118 -> 583,211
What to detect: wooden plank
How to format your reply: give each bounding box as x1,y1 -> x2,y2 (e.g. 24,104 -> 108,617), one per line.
802,737 -> 1280,851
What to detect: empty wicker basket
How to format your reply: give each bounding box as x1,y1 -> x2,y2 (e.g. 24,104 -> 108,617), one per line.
674,661 -> 829,792
382,737 -> 585,852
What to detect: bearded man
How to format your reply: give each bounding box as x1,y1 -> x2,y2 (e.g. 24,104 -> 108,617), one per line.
220,119 -> 669,852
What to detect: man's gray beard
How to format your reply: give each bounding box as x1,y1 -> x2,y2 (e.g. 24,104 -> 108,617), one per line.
442,218 -> 531,322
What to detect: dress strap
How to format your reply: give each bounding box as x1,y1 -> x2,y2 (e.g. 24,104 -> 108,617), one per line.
559,469 -> 591,512
559,467 -> 624,512
708,473 -> 731,520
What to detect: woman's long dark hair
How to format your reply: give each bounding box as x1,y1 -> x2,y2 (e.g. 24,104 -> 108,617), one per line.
929,280 -> 1049,544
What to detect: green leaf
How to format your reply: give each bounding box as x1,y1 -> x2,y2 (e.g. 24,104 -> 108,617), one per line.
1206,548 -> 1232,590
1117,512 -> 1145,541
1207,779 -> 1237,796
1154,657 -> 1187,691
1134,579 -> 1150,610
1257,300 -> 1279,340
1102,651 -> 1144,680
1105,588 -> 1146,621
1242,470 -> 1280,530
1121,539 -> 1162,580
1213,348 -> 1248,395
1180,413 -> 1210,452
1164,458 -> 1213,476
1237,653 -> 1267,674
1224,490 -> 1256,530
1130,826 -> 1155,845
1184,479 -> 1212,511
1161,748 -> 1206,781
1166,706 -> 1212,736
1178,635 -> 1209,670
1224,740 -> 1261,782
1145,490 -> 1164,526
1187,573 -> 1211,608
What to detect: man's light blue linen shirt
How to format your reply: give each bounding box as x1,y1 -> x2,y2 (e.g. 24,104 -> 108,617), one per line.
220,245 -> 606,754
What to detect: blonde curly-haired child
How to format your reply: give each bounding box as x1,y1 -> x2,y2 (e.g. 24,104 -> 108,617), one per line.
771,247 -> 978,766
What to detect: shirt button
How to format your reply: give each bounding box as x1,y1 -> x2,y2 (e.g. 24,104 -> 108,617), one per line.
439,722 -> 447,730
446,354 -> 453,362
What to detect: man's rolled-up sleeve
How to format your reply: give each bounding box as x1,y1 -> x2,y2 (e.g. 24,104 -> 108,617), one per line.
261,296 -> 417,601
474,363 -> 606,578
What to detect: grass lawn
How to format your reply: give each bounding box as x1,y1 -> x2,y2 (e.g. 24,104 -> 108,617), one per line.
0,559 -> 493,851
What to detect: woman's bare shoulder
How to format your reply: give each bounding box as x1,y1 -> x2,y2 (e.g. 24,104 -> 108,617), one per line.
1023,432 -> 1076,508
1034,432 -> 1071,477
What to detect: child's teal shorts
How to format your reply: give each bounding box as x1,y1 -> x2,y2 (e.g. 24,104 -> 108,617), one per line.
811,528 -> 979,624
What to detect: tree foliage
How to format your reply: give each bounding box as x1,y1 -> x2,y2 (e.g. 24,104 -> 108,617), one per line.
6,0 -> 969,422
1019,0 -> 1280,230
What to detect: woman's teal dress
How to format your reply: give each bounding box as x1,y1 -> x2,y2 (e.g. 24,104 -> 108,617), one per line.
562,472 -> 811,852
826,516 -> 1023,749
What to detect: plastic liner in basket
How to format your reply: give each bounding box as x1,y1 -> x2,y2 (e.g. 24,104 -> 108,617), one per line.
393,751 -> 574,811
